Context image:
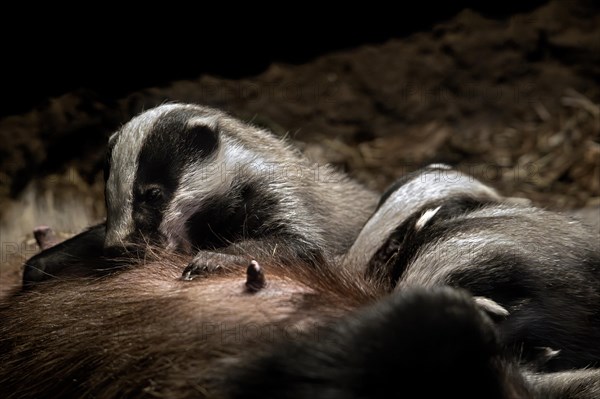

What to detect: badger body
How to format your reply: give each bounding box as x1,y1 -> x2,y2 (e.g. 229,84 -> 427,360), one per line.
106,104 -> 378,271
345,165 -> 600,370
23,104 -> 377,284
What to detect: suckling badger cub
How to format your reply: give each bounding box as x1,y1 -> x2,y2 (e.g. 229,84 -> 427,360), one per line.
23,104 -> 378,284
344,164 -> 600,371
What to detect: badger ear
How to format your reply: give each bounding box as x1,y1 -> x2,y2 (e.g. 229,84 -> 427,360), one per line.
473,296 -> 509,321
185,117 -> 220,158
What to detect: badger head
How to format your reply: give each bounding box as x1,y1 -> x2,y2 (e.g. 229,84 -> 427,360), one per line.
103,104 -> 226,256
344,164 -> 504,272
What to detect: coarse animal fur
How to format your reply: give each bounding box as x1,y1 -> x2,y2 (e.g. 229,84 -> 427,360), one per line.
23,104 -> 377,284
526,369 -> 600,399
344,164 -> 600,371
103,104 -> 377,271
4,248 -> 600,398
4,247 -> 364,398
227,285 -> 533,399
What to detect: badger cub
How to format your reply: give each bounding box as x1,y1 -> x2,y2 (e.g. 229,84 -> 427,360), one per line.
344,164 -> 600,371
24,104 -> 377,284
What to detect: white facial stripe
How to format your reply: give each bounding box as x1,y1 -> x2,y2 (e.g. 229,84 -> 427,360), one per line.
344,170 -> 502,270
159,134 -> 264,252
415,206 -> 442,231
426,163 -> 452,170
105,105 -> 183,247
187,115 -> 219,130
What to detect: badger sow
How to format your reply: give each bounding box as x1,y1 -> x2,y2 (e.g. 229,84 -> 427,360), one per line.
6,253 -> 600,398
23,104 -> 378,284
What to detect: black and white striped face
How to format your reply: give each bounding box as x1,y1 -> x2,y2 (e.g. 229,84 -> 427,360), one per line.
344,164 -> 503,271
104,104 -> 223,255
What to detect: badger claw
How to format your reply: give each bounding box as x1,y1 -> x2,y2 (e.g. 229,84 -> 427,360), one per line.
181,261 -> 224,281
180,252 -> 250,281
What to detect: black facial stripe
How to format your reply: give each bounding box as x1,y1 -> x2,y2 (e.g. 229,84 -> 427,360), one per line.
136,108 -> 220,189
368,195 -> 498,287
185,181 -> 280,251
444,253 -> 533,305
130,108 -> 221,241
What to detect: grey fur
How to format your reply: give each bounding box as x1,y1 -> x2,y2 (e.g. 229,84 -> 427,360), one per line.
527,369 -> 600,399
343,164 -> 502,273
105,103 -> 378,268
105,106 -> 165,248
347,165 -> 600,370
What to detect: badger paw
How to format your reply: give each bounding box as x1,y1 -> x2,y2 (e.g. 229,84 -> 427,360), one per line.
181,252 -> 246,281
181,260 -> 223,281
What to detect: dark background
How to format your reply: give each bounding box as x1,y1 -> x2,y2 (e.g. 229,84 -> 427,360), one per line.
0,0 -> 598,224
2,1 -> 551,117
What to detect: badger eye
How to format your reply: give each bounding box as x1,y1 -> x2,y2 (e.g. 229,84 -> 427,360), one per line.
142,187 -> 163,203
